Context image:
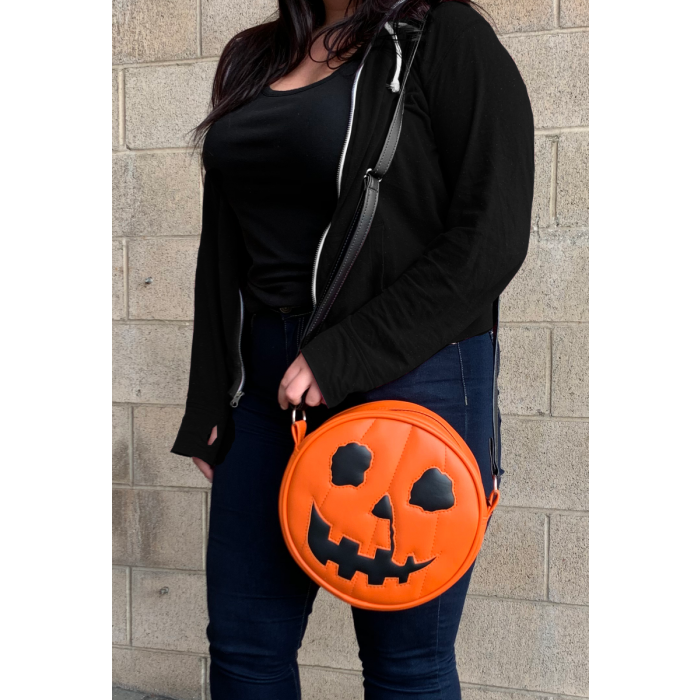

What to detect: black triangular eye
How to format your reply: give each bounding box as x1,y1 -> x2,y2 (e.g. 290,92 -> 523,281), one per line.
331,443 -> 372,487
409,468 -> 455,511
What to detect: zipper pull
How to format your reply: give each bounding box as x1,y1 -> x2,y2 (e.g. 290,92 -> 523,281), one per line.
230,391 -> 244,408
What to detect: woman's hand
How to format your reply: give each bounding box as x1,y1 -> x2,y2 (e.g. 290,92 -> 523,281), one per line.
278,353 -> 325,409
192,425 -> 217,483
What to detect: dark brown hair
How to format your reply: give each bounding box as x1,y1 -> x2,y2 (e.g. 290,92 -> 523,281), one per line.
193,0 -> 481,145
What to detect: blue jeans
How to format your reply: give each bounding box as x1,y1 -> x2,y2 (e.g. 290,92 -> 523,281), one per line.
207,307 -> 500,699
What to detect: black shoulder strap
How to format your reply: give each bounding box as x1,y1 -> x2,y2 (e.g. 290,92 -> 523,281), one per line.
301,19 -> 426,342
489,297 -> 501,491
301,19 -> 501,489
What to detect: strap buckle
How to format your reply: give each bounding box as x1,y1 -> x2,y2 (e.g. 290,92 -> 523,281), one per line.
364,168 -> 382,186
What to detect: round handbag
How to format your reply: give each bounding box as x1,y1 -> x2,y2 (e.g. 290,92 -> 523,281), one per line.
279,400 -> 499,611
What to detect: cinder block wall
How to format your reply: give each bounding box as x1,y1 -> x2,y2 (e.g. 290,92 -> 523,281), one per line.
112,1 -> 589,698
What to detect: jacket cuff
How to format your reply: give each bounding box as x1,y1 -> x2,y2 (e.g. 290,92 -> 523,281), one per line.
171,407 -> 233,465
301,321 -> 374,408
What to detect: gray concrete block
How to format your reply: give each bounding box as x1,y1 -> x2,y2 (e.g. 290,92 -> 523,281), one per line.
532,135 -> 553,229
125,63 -> 216,149
560,0 -> 589,28
298,588 -> 360,671
113,405 -> 131,484
202,0 -> 277,56
113,240 -> 125,320
131,569 -> 208,653
112,324 -> 192,404
128,239 -> 199,320
499,326 -> 550,416
112,488 -> 205,570
556,131 -> 589,227
461,687 -> 554,700
549,514 -> 588,604
501,231 -> 588,323
470,509 -> 546,600
112,152 -> 201,237
502,32 -> 588,128
113,70 -> 120,149
552,325 -> 588,417
501,418 -> 588,510
456,597 -> 588,696
299,666 -> 363,700
113,647 -> 204,700
479,0 -> 555,34
113,0 -> 198,64
134,406 -> 210,488
113,567 -> 128,644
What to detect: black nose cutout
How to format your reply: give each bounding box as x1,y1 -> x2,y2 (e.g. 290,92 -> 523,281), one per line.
409,468 -> 455,512
371,495 -> 392,520
331,443 -> 372,487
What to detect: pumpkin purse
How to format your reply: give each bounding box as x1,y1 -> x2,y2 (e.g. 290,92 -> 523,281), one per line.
278,21 -> 501,611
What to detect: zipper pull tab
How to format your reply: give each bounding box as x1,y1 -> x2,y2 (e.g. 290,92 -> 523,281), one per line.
230,391 -> 244,408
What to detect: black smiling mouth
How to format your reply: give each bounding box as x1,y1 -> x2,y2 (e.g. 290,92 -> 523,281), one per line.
307,498 -> 433,585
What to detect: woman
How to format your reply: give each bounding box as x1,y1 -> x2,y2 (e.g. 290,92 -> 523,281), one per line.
172,0 -> 534,697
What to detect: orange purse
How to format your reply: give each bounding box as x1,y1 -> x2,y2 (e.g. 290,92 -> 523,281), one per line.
278,20 -> 500,611
279,401 -> 499,611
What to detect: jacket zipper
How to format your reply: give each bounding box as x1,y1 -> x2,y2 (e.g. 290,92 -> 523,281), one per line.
230,290 -> 246,407
233,52 -> 366,407
311,62 -> 365,308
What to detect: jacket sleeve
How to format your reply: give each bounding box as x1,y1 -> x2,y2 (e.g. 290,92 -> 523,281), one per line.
171,170 -> 236,464
302,15 -> 535,407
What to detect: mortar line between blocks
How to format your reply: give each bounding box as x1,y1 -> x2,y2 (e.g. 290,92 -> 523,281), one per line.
546,327 -> 553,416
114,57 -> 219,70
113,319 -> 193,326
113,644 -> 207,659
536,126 -> 588,135
554,0 -> 561,28
549,137 -> 559,226
123,238 -> 130,320
126,566 -> 132,645
128,404 -> 134,486
500,26 -> 587,39
502,414 -> 588,422
202,492 -> 208,571
465,593 -> 587,609
117,146 -> 196,155
196,0 -> 202,57
113,484 -> 211,493
200,655 -> 207,700
544,514 -> 551,600
118,69 -> 125,147
459,680 -> 587,700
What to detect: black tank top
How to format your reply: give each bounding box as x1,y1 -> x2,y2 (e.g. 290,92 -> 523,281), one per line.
203,55 -> 361,312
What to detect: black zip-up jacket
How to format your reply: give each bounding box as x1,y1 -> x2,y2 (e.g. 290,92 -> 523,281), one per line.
171,3 -> 535,465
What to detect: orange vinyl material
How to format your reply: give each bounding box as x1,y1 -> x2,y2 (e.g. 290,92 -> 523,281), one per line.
279,400 -> 499,611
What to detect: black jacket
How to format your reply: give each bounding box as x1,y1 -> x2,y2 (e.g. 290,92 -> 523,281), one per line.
171,3 -> 535,465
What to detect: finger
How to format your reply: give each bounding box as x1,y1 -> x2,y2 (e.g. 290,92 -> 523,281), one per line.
208,425 -> 218,446
279,360 -> 302,389
305,383 -> 323,407
192,457 -> 214,483
285,373 -> 311,408
279,363 -> 303,409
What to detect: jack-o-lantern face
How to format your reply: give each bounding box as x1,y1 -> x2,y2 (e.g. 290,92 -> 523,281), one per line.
280,406 -> 488,611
